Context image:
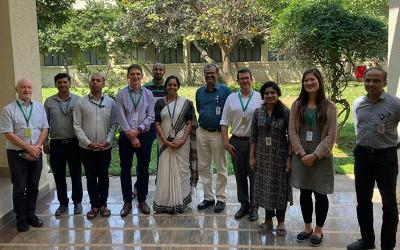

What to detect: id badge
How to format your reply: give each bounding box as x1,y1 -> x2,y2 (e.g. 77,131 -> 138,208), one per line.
377,122 -> 385,134
306,131 -> 313,142
241,116 -> 248,126
216,107 -> 221,115
24,127 -> 32,138
132,111 -> 139,121
265,137 -> 272,146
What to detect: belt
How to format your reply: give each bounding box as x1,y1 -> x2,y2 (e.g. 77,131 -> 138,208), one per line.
201,127 -> 220,132
120,130 -> 150,137
357,145 -> 397,154
232,135 -> 250,141
51,138 -> 77,144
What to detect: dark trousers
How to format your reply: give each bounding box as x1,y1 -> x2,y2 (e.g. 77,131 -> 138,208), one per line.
119,131 -> 153,203
80,148 -> 111,208
300,189 -> 329,227
354,145 -> 399,249
7,150 -> 43,219
49,138 -> 82,205
230,136 -> 255,208
133,126 -> 158,190
266,206 -> 287,222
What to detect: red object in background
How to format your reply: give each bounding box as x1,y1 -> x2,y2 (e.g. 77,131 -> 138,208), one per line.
355,66 -> 367,79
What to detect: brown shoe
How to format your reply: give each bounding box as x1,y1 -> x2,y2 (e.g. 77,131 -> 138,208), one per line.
120,203 -> 132,217
138,201 -> 150,215
99,206 -> 111,217
86,208 -> 99,220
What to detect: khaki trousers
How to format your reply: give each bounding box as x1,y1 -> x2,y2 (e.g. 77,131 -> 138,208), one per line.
196,127 -> 228,202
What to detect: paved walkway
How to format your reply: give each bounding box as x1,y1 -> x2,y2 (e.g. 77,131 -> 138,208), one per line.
0,174 -> 398,249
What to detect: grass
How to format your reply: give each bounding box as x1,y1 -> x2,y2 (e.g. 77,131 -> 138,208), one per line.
43,82 -> 367,175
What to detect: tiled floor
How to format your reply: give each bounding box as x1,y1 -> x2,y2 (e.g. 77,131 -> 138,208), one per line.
0,175 -> 398,249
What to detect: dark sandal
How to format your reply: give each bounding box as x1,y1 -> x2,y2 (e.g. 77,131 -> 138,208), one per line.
296,230 -> 313,241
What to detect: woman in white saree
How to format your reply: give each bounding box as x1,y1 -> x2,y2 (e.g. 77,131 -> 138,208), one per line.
153,75 -> 196,214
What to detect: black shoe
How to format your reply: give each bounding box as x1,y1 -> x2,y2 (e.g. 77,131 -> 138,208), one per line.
55,204 -> 68,216
234,206 -> 249,220
16,217 -> 29,232
296,230 -> 313,242
27,215 -> 43,227
214,201 -> 225,213
74,203 -> 83,214
310,234 -> 323,247
248,208 -> 259,222
347,239 -> 375,250
197,199 -> 215,210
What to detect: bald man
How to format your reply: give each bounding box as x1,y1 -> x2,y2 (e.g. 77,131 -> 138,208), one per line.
73,73 -> 118,220
0,79 -> 49,232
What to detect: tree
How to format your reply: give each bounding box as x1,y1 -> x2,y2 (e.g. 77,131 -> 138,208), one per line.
37,0 -> 75,69
118,0 -> 275,83
342,0 -> 388,21
270,0 -> 387,132
37,0 -> 122,85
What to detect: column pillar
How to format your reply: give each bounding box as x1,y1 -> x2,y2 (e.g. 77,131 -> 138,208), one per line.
387,0 -> 400,200
0,0 -> 54,219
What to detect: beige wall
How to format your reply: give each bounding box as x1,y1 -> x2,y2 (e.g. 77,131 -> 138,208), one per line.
388,1 -> 400,95
388,1 -> 400,200
0,0 -> 54,219
41,62 -> 305,87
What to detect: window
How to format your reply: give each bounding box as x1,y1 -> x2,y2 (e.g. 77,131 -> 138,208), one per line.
114,44 -> 149,64
43,52 -> 72,66
230,40 -> 261,62
157,43 -> 183,64
85,52 -> 106,65
190,43 -> 221,63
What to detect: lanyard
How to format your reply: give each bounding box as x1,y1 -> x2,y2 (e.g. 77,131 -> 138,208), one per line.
57,97 -> 72,114
16,100 -> 33,126
166,98 -> 178,129
89,95 -> 104,108
238,91 -> 254,113
129,89 -> 142,110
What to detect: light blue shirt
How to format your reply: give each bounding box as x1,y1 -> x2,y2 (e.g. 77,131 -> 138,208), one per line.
0,99 -> 49,150
116,86 -> 155,132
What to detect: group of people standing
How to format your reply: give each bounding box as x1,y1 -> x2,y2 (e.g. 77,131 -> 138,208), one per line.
0,63 -> 398,250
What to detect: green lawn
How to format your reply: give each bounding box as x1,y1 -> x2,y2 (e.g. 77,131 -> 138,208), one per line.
43,82 -> 367,175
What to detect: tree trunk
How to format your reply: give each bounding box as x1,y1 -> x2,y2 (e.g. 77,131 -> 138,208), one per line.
192,41 -> 215,64
220,45 -> 233,84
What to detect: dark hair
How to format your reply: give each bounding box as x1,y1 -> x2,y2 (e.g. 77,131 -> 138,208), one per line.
236,68 -> 253,80
164,75 -> 181,89
203,63 -> 219,74
54,73 -> 71,84
363,66 -> 387,82
260,81 -> 281,99
260,81 -> 286,119
296,68 -> 328,126
127,64 -> 143,77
